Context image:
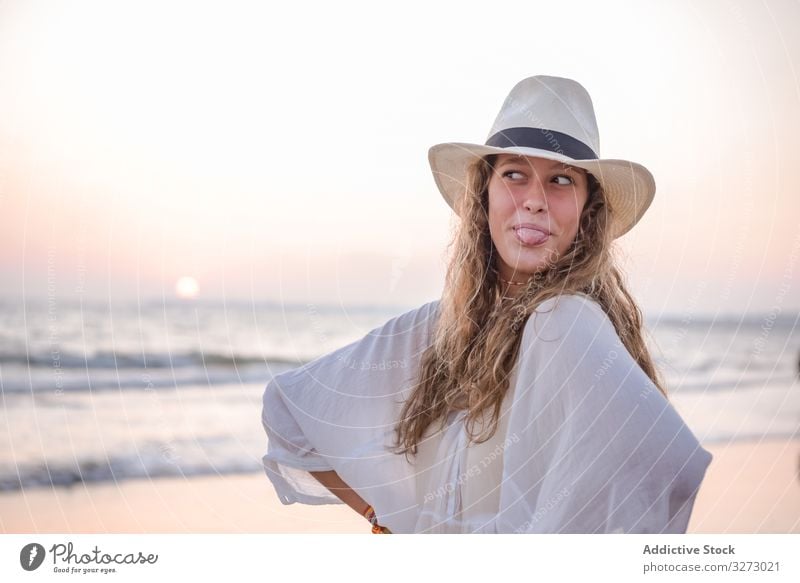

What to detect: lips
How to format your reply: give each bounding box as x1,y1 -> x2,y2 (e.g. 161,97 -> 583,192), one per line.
513,224 -> 550,246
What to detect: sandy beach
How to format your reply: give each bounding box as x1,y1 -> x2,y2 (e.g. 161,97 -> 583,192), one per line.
1,438 -> 797,534
688,438 -> 799,533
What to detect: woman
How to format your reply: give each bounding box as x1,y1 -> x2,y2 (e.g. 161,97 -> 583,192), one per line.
261,75 -> 712,534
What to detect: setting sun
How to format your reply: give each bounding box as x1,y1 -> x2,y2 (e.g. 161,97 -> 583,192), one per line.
175,276 -> 200,300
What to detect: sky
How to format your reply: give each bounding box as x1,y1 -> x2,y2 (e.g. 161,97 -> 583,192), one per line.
1,0 -> 799,315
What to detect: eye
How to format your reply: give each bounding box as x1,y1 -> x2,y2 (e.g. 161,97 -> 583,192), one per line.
502,170 -> 526,181
553,175 -> 574,186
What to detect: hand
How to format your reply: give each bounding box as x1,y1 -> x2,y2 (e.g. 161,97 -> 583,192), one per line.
364,504 -> 392,533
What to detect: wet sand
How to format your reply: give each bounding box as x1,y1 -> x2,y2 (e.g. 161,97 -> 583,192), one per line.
1,439 -> 797,533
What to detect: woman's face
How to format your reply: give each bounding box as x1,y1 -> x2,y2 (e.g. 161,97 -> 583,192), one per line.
487,154 -> 589,281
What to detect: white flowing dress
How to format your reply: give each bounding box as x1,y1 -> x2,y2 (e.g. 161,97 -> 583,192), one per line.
260,293 -> 712,533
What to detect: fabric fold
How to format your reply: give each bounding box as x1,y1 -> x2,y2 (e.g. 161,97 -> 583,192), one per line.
260,293 -> 712,533
493,293 -> 712,533
261,299 -> 441,533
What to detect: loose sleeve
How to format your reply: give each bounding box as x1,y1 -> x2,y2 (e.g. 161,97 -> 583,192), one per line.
494,294 -> 712,533
260,299 -> 440,533
261,376 -> 340,505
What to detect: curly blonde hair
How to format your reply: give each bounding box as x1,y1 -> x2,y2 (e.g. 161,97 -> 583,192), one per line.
392,154 -> 665,457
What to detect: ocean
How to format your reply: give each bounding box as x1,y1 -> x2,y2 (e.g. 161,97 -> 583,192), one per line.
1,297 -> 798,491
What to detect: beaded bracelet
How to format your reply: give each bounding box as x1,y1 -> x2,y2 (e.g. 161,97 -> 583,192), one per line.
362,504 -> 392,534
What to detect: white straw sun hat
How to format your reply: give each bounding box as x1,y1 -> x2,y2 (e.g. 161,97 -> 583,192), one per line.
428,75 -> 655,238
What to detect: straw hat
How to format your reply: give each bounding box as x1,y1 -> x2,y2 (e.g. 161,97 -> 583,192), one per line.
428,75 -> 655,238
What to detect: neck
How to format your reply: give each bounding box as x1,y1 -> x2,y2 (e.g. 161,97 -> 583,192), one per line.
498,276 -> 528,299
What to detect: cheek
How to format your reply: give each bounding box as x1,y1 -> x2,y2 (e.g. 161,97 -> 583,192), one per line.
487,185 -> 512,233
551,196 -> 586,255
553,195 -> 585,232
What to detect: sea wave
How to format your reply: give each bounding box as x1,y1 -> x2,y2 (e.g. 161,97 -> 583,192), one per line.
0,359 -> 301,394
0,349 -> 301,369
0,447 -> 263,491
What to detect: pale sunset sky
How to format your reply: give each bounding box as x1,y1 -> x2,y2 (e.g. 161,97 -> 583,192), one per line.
1,0 -> 798,315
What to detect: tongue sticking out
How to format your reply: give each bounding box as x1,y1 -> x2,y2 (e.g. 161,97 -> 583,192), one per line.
515,227 -> 549,246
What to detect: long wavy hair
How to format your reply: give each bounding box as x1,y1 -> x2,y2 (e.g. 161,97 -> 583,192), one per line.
392,154 -> 665,457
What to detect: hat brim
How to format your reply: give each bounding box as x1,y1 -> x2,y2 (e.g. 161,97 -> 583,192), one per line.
428,142 -> 655,239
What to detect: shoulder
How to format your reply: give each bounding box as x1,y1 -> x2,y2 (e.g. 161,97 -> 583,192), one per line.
356,300 -> 440,349
532,291 -> 605,317
525,292 -> 610,333
374,299 -> 441,336
521,292 -> 618,350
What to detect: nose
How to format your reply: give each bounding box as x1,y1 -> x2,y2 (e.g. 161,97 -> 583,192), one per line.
522,174 -> 548,213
